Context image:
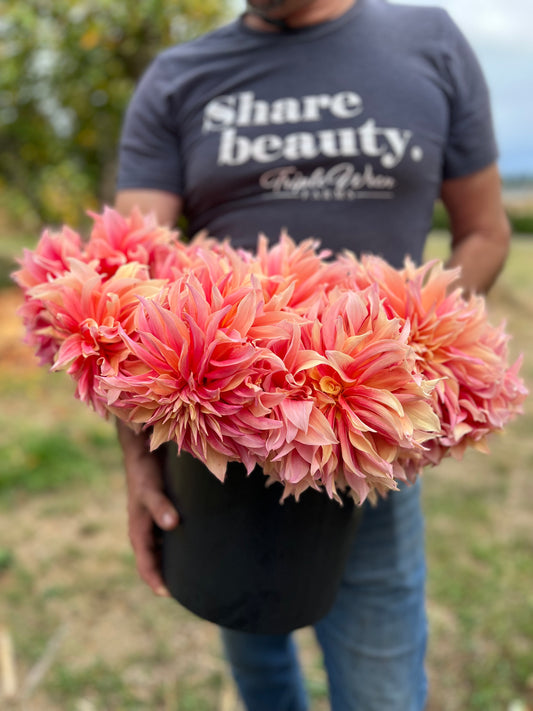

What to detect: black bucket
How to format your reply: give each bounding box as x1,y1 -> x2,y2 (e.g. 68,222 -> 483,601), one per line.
161,446 -> 362,634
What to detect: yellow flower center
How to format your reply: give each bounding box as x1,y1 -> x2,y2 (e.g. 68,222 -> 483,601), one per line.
319,375 -> 342,396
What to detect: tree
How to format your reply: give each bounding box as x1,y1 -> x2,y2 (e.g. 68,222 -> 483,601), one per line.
0,0 -> 233,230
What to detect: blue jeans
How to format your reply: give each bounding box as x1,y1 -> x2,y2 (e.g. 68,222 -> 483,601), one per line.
220,480 -> 427,711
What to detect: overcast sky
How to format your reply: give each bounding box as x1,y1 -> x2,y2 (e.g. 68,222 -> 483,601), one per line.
389,0 -> 533,178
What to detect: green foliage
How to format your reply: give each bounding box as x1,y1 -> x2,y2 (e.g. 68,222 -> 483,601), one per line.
508,212 -> 533,235
431,201 -> 450,231
432,199 -> 533,236
0,0 -> 233,230
0,254 -> 17,289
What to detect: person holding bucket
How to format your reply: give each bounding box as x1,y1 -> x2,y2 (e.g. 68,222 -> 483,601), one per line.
114,0 -> 510,708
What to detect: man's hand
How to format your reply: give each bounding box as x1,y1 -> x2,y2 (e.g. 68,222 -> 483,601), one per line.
117,420 -> 179,597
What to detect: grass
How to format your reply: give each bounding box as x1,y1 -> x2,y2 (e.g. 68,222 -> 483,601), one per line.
0,427 -> 119,496
46,659 -> 158,710
0,232 -> 532,710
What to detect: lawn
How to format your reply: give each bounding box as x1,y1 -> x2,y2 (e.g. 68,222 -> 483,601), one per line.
0,233 -> 532,710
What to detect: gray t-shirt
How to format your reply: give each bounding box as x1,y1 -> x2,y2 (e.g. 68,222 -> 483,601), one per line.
117,0 -> 497,266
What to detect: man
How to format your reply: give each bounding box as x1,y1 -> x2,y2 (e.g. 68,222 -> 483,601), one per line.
114,1 -> 510,708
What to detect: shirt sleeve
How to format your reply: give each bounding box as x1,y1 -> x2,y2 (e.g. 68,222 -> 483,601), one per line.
116,56 -> 184,195
440,13 -> 499,180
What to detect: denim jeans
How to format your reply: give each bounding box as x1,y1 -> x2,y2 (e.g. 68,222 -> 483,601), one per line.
220,480 -> 427,711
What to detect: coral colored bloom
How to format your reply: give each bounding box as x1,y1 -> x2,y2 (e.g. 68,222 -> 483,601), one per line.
13,226 -> 83,364
252,232 -> 334,314
101,272 -> 290,479
84,206 -> 180,278
13,226 -> 83,291
340,254 -> 528,467
30,260 -> 164,415
253,321 -> 338,497
269,286 -> 440,504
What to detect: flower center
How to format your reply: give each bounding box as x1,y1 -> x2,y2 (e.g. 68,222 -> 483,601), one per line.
319,375 -> 342,396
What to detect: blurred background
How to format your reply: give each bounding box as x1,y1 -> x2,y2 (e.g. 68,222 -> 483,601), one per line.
0,1 -> 532,710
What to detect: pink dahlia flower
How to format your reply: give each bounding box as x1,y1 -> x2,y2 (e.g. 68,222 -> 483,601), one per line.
29,260 -> 164,415
341,254 -> 528,467
84,206 -> 180,278
12,226 -> 83,291
253,321 -> 338,499
251,232 -> 334,315
288,286 -> 440,504
101,270 -> 292,479
13,226 -> 83,365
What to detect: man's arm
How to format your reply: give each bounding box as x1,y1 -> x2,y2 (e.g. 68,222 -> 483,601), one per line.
115,189 -> 182,227
115,189 -> 183,596
441,162 -> 511,294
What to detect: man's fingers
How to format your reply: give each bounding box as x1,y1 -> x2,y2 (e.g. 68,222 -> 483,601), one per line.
141,488 -> 179,530
129,507 -> 172,596
138,550 -> 172,597
121,443 -> 179,597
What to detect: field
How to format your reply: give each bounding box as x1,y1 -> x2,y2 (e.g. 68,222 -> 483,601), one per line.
0,233 -> 532,710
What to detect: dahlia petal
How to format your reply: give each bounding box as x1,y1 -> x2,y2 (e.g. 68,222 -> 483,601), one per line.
202,445 -> 230,481
279,399 -> 313,433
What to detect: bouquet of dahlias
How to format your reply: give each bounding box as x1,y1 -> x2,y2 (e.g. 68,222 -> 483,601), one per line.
13,208 -> 527,505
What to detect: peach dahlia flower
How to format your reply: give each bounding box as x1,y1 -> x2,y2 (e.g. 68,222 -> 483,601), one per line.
13,226 -> 83,365
296,286 -> 440,503
84,206 -> 180,278
29,260 -> 163,415
339,254 -> 527,469
100,269 -> 293,479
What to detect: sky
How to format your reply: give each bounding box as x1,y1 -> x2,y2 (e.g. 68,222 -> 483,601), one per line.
389,0 -> 533,179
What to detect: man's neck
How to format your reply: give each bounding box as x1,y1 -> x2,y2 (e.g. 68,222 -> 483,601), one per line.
243,0 -> 356,33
